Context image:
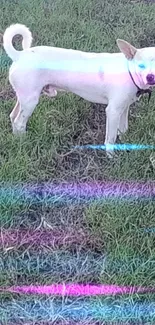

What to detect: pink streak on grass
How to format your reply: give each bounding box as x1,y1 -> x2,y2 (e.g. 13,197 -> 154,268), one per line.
0,228 -> 101,251
6,283 -> 154,296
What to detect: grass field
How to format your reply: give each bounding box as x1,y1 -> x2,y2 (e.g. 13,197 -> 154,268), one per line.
0,0 -> 155,323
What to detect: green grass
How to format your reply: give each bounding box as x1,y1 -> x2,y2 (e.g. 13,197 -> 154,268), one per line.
0,0 -> 155,320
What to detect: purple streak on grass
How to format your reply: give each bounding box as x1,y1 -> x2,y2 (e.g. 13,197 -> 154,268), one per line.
0,181 -> 155,207
23,181 -> 155,201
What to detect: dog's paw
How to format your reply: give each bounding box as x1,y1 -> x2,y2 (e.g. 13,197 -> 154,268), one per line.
105,148 -> 116,159
12,125 -> 26,135
106,151 -> 114,159
118,133 -> 123,142
105,143 -> 115,159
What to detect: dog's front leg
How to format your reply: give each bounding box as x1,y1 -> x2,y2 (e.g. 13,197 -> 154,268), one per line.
105,102 -> 125,158
118,106 -> 129,140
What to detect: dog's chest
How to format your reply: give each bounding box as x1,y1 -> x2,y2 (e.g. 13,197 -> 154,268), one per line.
129,93 -> 140,104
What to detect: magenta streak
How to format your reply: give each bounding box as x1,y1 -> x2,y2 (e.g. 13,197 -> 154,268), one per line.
6,323 -> 117,325
5,323 -> 129,325
6,283 -> 154,296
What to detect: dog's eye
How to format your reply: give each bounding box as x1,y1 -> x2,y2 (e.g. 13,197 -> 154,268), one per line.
138,63 -> 146,69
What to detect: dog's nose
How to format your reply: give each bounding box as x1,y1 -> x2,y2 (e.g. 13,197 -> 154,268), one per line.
146,74 -> 155,84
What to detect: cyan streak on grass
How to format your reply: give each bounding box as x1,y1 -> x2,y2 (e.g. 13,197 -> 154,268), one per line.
0,251 -> 106,280
0,297 -> 155,322
0,181 -> 154,207
5,283 -> 154,296
74,143 -> 155,151
0,251 -> 154,282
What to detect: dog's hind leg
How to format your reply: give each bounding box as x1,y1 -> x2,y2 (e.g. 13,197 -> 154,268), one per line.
10,100 -> 20,126
13,93 -> 40,134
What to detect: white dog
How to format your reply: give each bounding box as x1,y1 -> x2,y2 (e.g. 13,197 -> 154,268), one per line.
3,24 -> 155,157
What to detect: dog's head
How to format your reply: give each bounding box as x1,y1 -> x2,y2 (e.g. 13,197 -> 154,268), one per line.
117,39 -> 155,87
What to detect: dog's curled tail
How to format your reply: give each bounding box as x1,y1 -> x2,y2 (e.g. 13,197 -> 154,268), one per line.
3,24 -> 32,62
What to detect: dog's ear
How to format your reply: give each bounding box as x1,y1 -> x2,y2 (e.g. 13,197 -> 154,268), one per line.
116,39 -> 137,60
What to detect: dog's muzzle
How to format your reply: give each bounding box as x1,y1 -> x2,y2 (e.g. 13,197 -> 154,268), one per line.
127,62 -> 152,103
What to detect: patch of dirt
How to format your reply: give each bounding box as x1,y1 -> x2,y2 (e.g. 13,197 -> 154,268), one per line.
0,87 -> 15,100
